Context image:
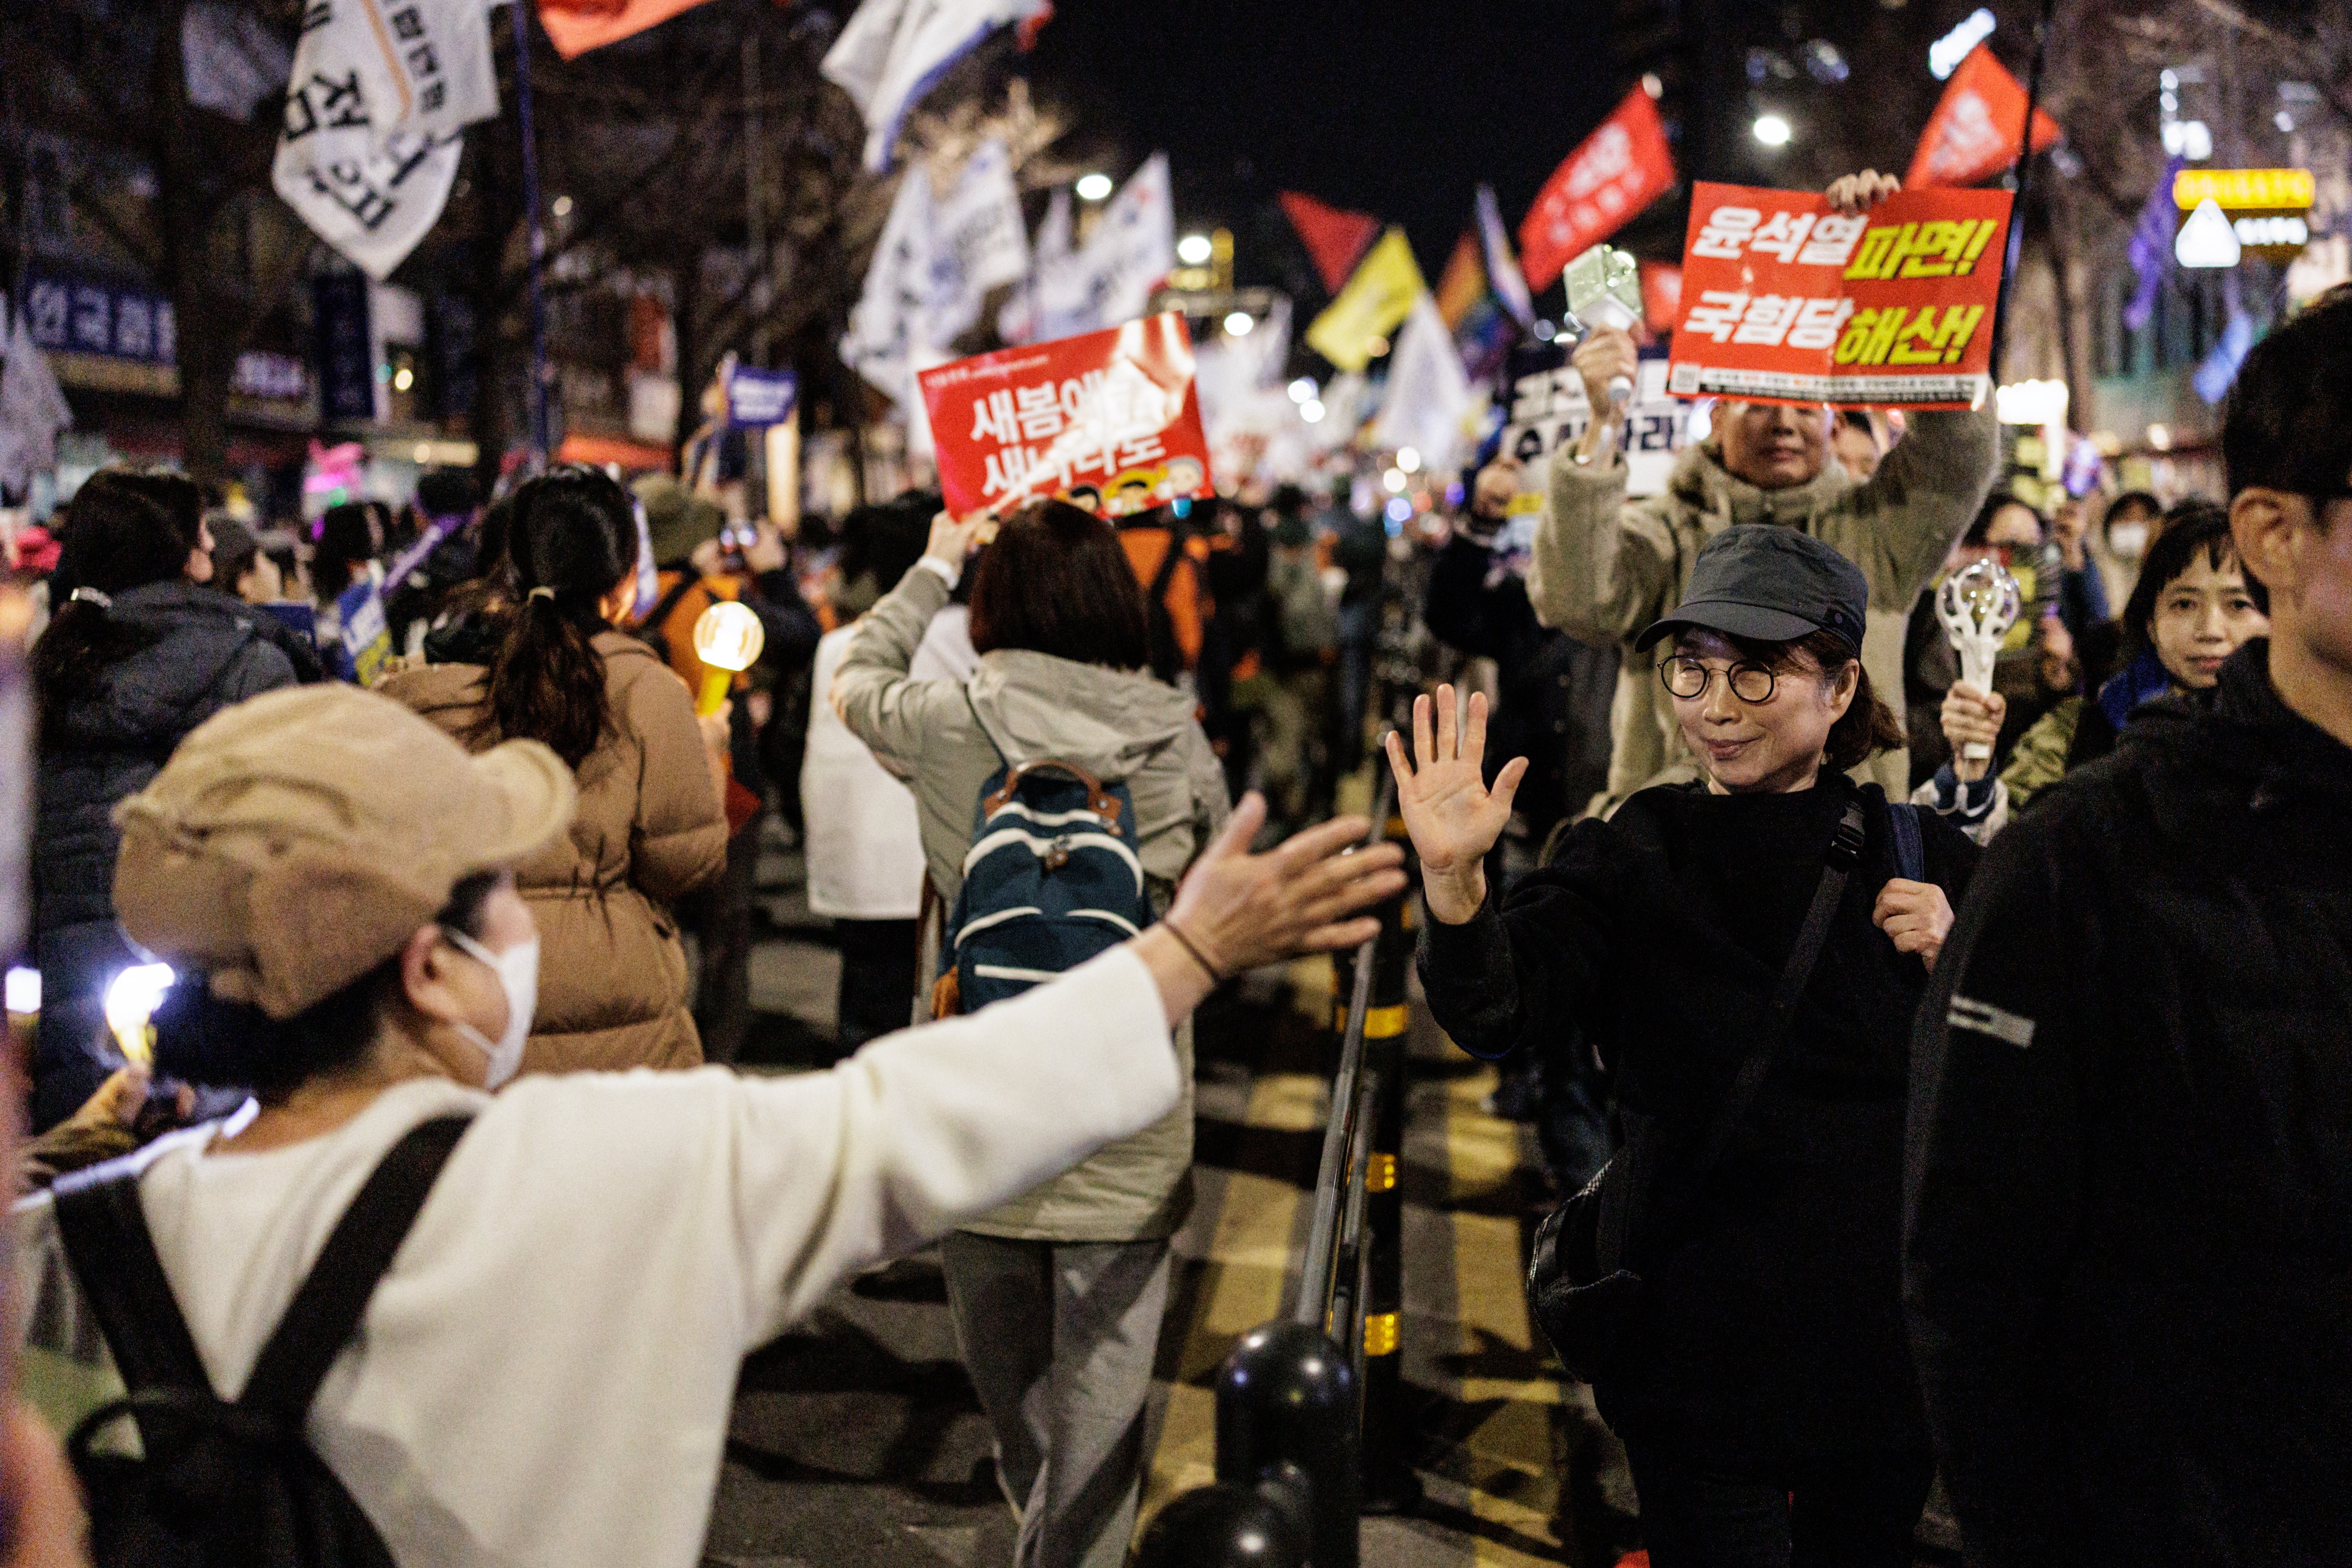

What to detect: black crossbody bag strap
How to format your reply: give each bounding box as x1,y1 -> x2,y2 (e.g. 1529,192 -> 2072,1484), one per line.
1681,798 -> 1870,1189
236,1115 -> 473,1424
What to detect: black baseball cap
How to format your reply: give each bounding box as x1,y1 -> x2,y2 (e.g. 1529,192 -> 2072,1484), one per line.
1634,526 -> 1869,654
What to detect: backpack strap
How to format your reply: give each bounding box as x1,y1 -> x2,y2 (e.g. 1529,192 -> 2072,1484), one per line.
54,1161 -> 213,1396
236,1114 -> 473,1425
1884,799 -> 1926,884
634,572 -> 708,661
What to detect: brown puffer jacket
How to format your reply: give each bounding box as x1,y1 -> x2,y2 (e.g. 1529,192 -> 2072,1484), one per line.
381,632 -> 728,1074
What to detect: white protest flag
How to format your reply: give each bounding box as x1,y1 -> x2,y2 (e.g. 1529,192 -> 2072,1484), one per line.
271,1 -> 498,280
1372,293 -> 1474,475
924,140 -> 1029,346
997,185 -> 1071,344
183,0 -> 295,122
823,0 -> 1050,174
840,167 -> 936,411
1035,153 -> 1174,340
0,302 -> 74,498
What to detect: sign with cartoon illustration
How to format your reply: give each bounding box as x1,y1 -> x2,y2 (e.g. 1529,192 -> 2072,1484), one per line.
1666,182 -> 2013,410
918,312 -> 1216,519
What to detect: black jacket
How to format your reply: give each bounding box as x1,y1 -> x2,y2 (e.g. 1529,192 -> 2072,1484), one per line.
1422,529 -> 1616,835
1906,642 -> 2352,1568
1422,774 -> 1976,1464
34,583 -> 309,933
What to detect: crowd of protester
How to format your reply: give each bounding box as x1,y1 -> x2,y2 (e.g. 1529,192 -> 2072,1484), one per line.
0,165 -> 2345,1568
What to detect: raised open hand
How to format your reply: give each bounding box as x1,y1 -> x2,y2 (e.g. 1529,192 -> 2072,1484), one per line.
1384,686 -> 1528,924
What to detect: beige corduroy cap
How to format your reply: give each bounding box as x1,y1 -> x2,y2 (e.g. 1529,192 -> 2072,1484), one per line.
111,684 -> 577,1020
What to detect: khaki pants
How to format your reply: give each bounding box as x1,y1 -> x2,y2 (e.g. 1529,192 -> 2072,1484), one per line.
940,1233 -> 1172,1568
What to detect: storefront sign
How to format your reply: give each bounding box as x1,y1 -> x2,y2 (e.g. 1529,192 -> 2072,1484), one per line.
2171,167 -> 2312,263
1665,182 -> 2013,410
919,312 -> 1214,518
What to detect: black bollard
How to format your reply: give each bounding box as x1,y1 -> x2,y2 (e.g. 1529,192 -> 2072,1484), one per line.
1133,1481 -> 1307,1568
1355,866 -> 1421,1515
1216,1321 -> 1361,1568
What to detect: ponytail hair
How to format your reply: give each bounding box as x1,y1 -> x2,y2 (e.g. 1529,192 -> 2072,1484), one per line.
472,465 -> 637,767
33,468 -> 205,741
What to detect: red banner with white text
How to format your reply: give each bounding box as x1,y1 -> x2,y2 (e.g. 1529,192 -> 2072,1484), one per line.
1519,85 -> 1677,294
1664,182 -> 2013,410
919,313 -> 1215,518
1906,44 -> 2061,189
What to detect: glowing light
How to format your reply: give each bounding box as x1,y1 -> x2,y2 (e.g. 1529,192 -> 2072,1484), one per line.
1382,468 -> 1407,494
2173,168 -> 2315,211
392,366 -> 414,392
2233,215 -> 2309,247
692,600 -> 766,715
1224,311 -> 1255,336
1177,234 -> 1213,266
2174,198 -> 2241,269
1396,446 -> 1422,474
5,967 -> 39,1014
1531,319 -> 1557,342
1385,496 -> 1414,524
1288,377 -> 1318,404
1075,172 -> 1114,201
1300,399 -> 1326,423
1996,379 -> 2071,426
105,963 -> 175,1066
1753,114 -> 1793,148
551,195 -> 573,218
1929,8 -> 1996,78
2146,424 -> 2171,450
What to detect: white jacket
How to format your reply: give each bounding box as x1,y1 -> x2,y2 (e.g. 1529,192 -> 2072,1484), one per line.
13,948 -> 1176,1568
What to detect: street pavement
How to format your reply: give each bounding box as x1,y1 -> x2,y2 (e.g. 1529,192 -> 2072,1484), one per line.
702,823 -> 1951,1568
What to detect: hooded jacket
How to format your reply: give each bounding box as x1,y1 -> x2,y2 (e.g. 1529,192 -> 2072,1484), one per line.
1907,643 -> 2352,1567
1528,407 -> 1998,803
35,582 -> 309,935
833,562 -> 1230,1241
381,634 -> 727,1075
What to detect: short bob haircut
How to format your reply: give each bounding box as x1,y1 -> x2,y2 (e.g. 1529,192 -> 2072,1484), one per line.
967,498 -> 1152,670
2120,498 -> 2263,649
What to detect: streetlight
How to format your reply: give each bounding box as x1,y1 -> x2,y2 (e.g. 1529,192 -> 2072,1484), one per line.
1288,377 -> 1318,404
1396,446 -> 1422,474
1382,468 -> 1407,494
1224,311 -> 1255,336
1753,114 -> 1793,147
1075,172 -> 1113,201
1301,399 -> 1327,423
1177,234 -> 1213,266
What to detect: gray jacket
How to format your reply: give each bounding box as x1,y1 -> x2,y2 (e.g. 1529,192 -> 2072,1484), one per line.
833,563 -> 1230,1241
1528,406 -> 1999,802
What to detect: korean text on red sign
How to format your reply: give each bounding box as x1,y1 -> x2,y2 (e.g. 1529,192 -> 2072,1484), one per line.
1664,182 -> 2013,410
920,313 -> 1215,519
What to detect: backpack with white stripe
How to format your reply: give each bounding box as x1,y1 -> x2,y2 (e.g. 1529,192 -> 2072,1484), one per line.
937,760 -> 1152,1015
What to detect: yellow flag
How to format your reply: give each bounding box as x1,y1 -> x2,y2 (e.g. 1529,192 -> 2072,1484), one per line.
1306,229 -> 1427,372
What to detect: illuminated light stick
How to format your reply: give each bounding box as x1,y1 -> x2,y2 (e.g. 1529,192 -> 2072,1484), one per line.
104,962 -> 176,1068
693,600 -> 765,716
1561,244 -> 1644,407
1936,559 -> 2021,761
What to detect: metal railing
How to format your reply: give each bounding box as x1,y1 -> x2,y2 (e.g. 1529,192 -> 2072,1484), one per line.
1136,772 -> 1417,1568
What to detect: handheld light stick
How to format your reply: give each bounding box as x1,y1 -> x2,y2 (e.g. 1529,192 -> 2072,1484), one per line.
103,962 -> 176,1068
1561,244 -> 1644,407
1936,559 -> 2022,761
692,600 -> 764,716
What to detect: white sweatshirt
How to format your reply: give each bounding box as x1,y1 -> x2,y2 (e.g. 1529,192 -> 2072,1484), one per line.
13,947 -> 1175,1568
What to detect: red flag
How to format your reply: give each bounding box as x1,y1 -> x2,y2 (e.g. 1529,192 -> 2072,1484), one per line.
1519,85 -> 1677,295
1638,261 -> 1682,336
1281,192 -> 1381,296
537,0 -> 718,59
1906,43 -> 2061,189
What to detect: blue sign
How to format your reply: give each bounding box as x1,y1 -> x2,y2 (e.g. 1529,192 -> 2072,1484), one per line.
726,365 -> 797,429
21,270 -> 175,365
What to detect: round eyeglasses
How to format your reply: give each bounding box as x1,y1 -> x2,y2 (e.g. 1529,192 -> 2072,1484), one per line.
1659,655 -> 1779,704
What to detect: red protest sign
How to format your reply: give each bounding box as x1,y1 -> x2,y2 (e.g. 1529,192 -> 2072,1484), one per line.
1519,85 -> 1676,294
1907,44 -> 2061,189
1664,182 -> 2013,410
920,313 -> 1215,519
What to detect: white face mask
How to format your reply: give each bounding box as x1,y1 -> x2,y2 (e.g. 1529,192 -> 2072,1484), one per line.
441,928 -> 539,1089
2108,522 -> 2151,561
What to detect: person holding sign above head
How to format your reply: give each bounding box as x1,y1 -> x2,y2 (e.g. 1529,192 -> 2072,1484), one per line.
1495,170 -> 2000,810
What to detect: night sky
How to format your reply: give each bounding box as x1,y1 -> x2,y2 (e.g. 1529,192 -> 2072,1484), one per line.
1025,0 -> 1622,294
